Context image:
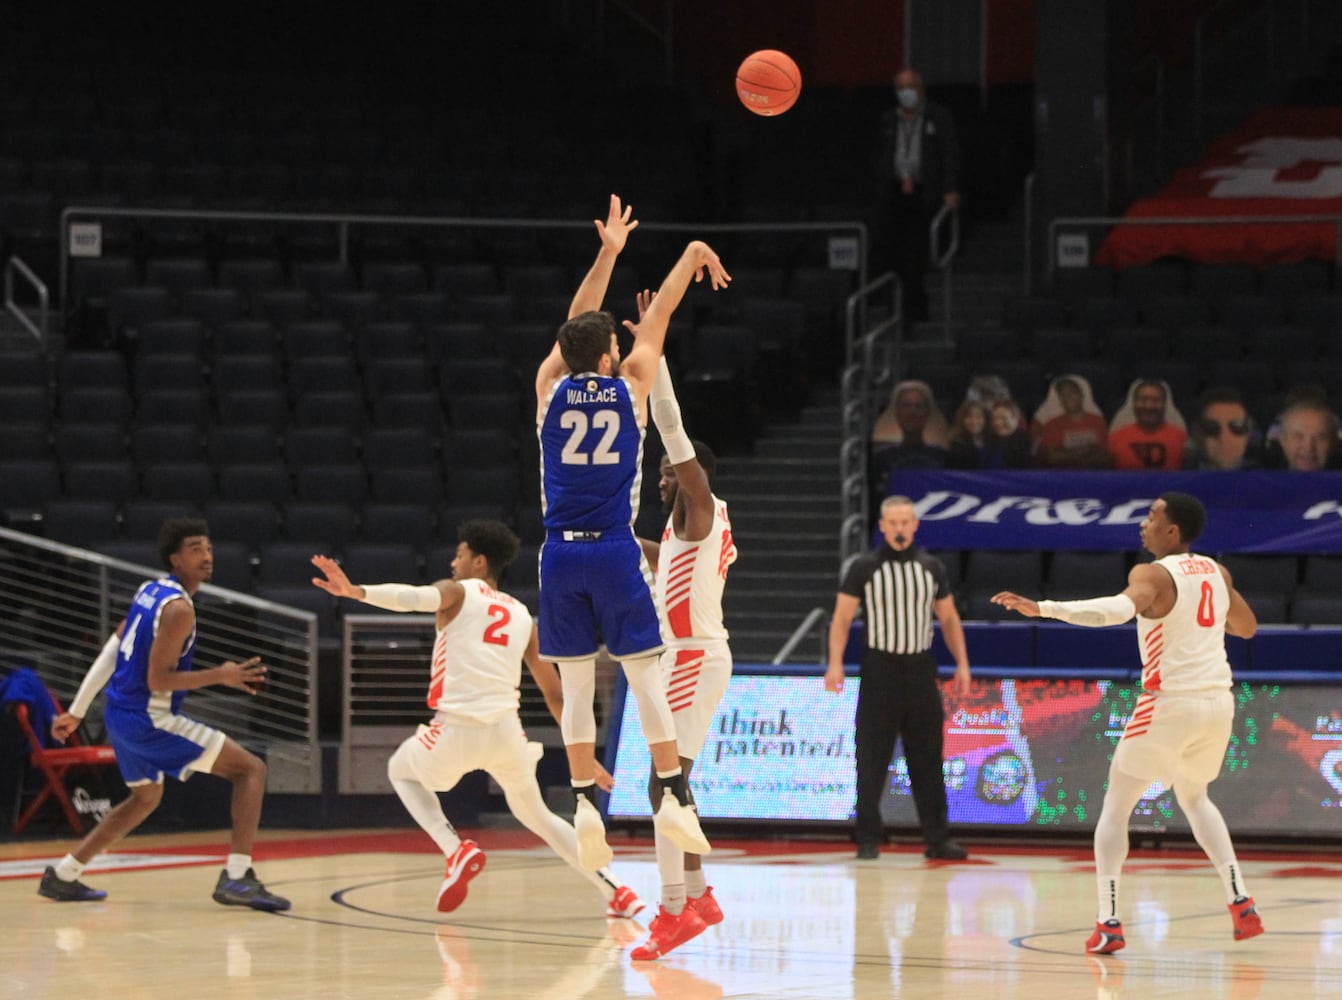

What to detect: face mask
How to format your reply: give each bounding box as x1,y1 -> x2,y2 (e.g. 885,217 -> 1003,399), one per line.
897,87 -> 920,109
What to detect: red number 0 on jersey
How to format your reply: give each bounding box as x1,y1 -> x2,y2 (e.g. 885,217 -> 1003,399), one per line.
482,603 -> 512,646
1196,580 -> 1216,627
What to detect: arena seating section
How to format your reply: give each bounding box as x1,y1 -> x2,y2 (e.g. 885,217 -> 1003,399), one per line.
0,10 -> 1336,630
0,8 -> 868,626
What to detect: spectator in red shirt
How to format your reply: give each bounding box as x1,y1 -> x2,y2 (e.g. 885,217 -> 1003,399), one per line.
1032,374 -> 1110,469
1107,378 -> 1187,471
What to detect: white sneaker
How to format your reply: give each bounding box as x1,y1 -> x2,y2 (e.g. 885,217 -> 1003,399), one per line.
653,789 -> 712,855
574,796 -> 614,870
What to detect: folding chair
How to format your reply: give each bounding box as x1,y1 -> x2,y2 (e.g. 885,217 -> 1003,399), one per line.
11,685 -> 117,834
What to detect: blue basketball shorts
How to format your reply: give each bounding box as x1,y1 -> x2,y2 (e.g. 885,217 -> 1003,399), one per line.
105,703 -> 227,785
538,528 -> 664,661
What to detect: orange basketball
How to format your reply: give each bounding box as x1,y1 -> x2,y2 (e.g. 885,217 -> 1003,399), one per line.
735,49 -> 801,117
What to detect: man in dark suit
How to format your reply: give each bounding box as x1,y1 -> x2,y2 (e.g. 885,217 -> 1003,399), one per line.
875,67 -> 961,325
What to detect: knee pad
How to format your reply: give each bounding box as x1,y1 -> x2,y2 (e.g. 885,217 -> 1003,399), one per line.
559,659 -> 598,745
623,654 -> 676,745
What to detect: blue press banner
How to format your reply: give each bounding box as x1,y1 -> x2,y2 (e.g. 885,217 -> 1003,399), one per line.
882,470 -> 1342,553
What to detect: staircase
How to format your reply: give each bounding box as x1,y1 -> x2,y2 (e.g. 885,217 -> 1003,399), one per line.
713,384 -> 842,666
907,215 -> 1024,368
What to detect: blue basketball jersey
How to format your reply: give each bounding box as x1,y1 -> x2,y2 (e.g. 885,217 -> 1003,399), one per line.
107,576 -> 197,716
538,373 -> 645,532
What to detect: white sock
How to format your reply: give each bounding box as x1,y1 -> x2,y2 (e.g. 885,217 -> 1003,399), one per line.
685,868 -> 707,898
54,854 -> 85,882
654,823 -> 686,915
1220,861 -> 1249,903
226,853 -> 252,879
1096,875 -> 1120,923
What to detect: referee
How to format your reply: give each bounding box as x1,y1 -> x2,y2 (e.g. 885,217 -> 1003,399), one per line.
825,495 -> 972,860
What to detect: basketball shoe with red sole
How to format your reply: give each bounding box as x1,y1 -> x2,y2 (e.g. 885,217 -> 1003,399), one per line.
630,905 -> 709,961
606,885 -> 646,919
1229,896 -> 1264,941
436,840 -> 486,913
688,886 -> 723,926
1085,919 -> 1125,954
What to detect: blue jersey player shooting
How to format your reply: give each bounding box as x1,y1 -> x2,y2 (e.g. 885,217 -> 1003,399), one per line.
534,194 -> 730,870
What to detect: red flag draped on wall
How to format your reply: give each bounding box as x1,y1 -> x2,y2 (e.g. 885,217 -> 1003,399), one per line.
1097,107 -> 1342,268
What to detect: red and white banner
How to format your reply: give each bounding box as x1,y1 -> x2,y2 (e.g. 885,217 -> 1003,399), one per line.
1096,108 -> 1342,268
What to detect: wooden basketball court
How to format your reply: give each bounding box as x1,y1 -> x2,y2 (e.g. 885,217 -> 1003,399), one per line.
3,825 -> 1338,998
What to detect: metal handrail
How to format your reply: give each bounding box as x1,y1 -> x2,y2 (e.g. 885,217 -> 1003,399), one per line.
771,606 -> 829,665
59,204 -> 868,313
1046,213 -> 1342,283
838,274 -> 902,573
1022,172 -> 1036,295
930,203 -> 960,343
4,255 -> 48,344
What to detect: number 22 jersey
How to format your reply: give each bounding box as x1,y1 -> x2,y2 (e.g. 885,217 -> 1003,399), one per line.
538,373 -> 645,532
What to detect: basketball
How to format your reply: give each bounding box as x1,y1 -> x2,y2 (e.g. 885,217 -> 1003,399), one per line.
735,49 -> 801,117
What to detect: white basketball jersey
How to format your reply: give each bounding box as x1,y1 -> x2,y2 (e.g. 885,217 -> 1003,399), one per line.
1135,552 -> 1232,694
656,495 -> 736,643
427,579 -> 532,724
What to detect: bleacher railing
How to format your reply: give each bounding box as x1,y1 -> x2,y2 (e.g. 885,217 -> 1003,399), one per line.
1045,214 -> 1342,286
58,205 -> 869,314
0,526 -> 321,793
4,254 -> 48,344
838,272 -> 901,576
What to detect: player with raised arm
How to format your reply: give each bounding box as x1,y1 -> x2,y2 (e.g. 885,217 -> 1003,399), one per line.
310,520 -> 644,918
534,194 -> 729,871
992,492 -> 1264,953
38,518 -> 288,911
628,305 -> 736,961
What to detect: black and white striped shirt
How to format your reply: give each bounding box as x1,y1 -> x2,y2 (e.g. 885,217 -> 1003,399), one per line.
839,544 -> 951,655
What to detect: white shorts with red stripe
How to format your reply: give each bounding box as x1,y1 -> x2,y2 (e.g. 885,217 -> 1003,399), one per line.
1111,689 -> 1234,787
393,712 -> 542,792
658,639 -> 733,760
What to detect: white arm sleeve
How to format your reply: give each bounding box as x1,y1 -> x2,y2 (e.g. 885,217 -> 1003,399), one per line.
650,355 -> 696,466
360,583 -> 443,613
68,633 -> 120,718
1037,594 -> 1137,628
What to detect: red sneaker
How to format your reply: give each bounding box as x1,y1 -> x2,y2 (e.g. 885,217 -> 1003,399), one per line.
607,885 -> 646,919
630,904 -> 708,961
436,839 -> 486,913
1229,896 -> 1264,941
688,886 -> 723,926
1085,919 -> 1125,954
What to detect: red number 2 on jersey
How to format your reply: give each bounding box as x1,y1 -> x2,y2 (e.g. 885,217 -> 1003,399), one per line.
482,603 -> 512,646
1196,580 -> 1217,627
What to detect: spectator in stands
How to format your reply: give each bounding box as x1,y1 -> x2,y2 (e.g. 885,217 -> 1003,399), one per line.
870,381 -> 949,490
873,67 -> 961,325
1185,386 -> 1262,471
1107,378 -> 1186,471
1267,394 -> 1342,471
945,400 -> 991,468
1032,374 -> 1110,469
965,373 -> 1014,412
985,399 -> 1032,468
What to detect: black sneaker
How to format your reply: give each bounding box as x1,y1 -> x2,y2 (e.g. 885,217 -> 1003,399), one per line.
212,868 -> 291,912
38,865 -> 107,902
924,840 -> 968,861
855,842 -> 880,860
